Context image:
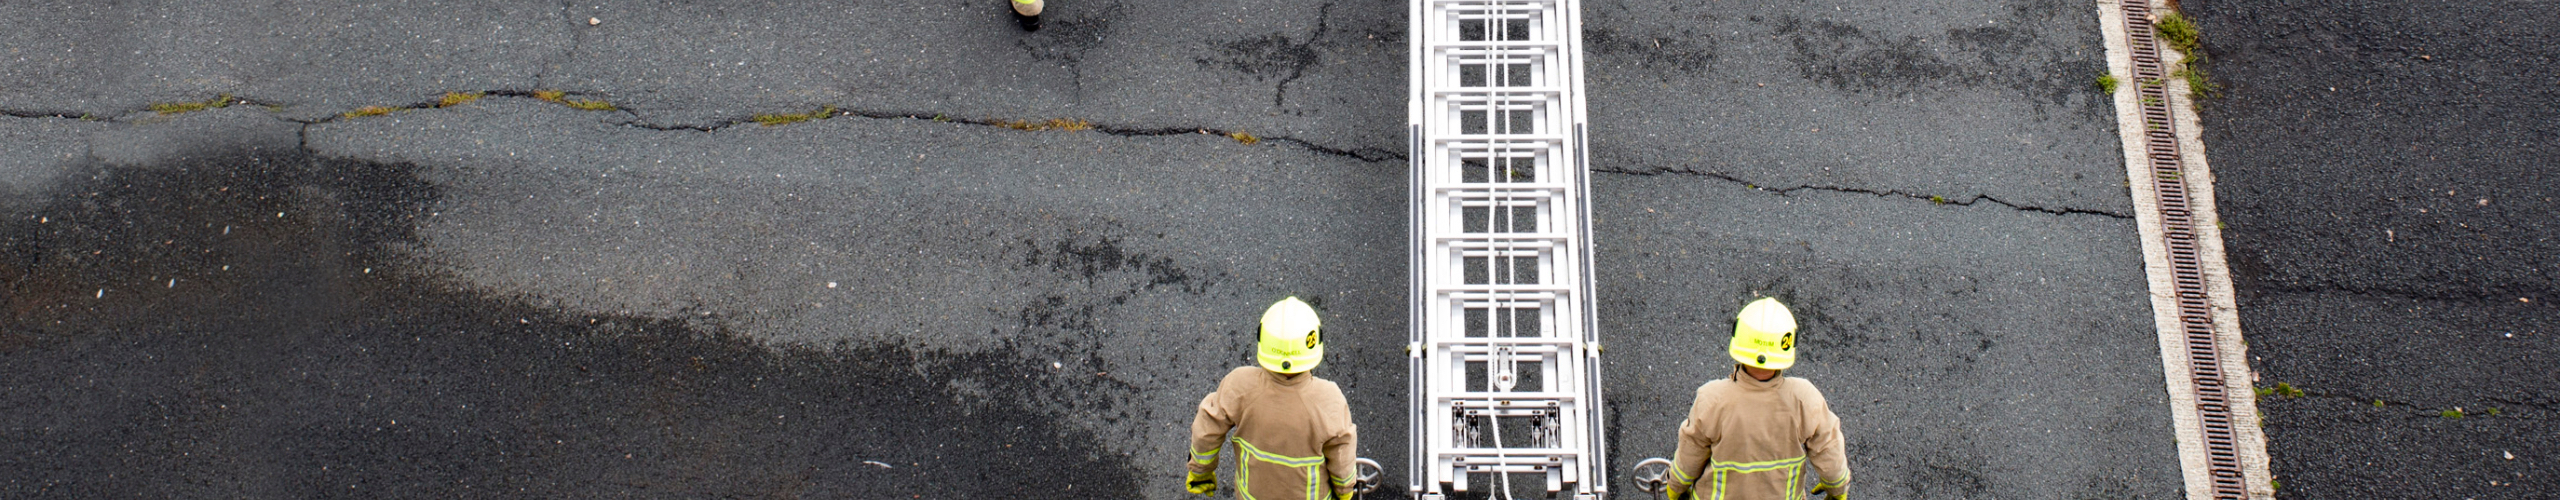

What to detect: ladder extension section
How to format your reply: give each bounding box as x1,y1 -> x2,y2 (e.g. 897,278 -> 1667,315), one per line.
1407,0 -> 1606,498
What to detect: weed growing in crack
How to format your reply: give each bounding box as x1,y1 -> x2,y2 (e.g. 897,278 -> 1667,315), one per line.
437,91 -> 486,108
1928,195 -> 1948,204
932,114 -> 950,122
753,105 -> 839,127
2440,408 -> 2465,419
2096,74 -> 2120,94
2155,13 -> 2200,54
2374,399 -> 2386,407
533,90 -> 567,102
2153,13 -> 2219,102
150,94 -> 236,115
341,106 -> 399,118
2173,55 -> 2221,100
2253,382 -> 2304,398
2486,407 -> 2502,416
1229,131 -> 1261,145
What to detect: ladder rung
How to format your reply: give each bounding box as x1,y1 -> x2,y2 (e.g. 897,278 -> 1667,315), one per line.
1431,134 -> 1569,143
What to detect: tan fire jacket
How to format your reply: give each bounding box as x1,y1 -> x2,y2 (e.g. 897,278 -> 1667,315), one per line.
1189,366 -> 1359,500
1666,367 -> 1850,500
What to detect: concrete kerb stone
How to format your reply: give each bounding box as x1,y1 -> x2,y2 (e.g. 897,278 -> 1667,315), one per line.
2095,0 -> 2273,498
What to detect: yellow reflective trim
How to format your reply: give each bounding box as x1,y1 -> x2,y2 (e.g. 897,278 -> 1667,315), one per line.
1229,437 -> 1326,500
1670,462 -> 1699,485
1707,455 -> 1805,472
1698,455 -> 1808,500
1231,437 -> 1326,467
1191,446 -> 1221,464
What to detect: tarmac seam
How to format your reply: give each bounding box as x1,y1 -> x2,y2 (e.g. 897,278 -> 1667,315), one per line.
2266,392 -> 2557,415
1591,165 -> 2134,218
2242,283 -> 2549,305
2,94 -> 1405,163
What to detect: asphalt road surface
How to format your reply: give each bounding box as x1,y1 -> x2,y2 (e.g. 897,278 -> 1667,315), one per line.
5,0 -> 2182,498
2188,0 -> 2557,497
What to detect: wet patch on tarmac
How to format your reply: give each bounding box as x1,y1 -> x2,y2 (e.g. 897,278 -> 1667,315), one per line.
1768,0 -> 2105,115
1016,0 -> 1122,68
0,149 -> 1141,498
1584,27 -> 1720,77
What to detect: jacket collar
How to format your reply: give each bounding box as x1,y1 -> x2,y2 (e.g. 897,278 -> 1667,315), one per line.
1729,366 -> 1784,391
1264,367 -> 1310,387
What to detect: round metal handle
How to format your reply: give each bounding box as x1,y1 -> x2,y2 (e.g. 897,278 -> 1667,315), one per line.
1352,458 -> 1385,494
1630,457 -> 1674,494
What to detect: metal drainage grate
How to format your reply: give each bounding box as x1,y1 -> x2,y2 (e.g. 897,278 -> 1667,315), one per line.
2119,1 -> 2246,498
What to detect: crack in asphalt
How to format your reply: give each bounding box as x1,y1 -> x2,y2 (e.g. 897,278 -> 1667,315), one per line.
534,0 -> 583,90
1594,165 -> 2134,218
1270,1 -> 1333,108
1,109 -> 92,120
0,93 -> 1404,164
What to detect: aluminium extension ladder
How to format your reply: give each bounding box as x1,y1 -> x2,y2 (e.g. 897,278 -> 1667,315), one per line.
1405,0 -> 1607,498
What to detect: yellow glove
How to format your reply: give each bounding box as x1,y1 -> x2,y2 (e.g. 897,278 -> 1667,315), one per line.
1185,470 -> 1217,495
1811,483 -> 1847,500
1335,490 -> 1354,500
1664,487 -> 1696,500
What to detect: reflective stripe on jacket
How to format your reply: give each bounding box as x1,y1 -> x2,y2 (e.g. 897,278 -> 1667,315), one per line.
1189,366 -> 1358,500
1666,366 -> 1850,500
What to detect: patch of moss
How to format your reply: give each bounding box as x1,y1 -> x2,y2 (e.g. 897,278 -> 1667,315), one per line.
752,105 -> 839,127
341,106 -> 399,118
992,118 -> 1093,132
2096,74 -> 2120,94
438,91 -> 485,108
1228,131 -> 1260,145
1045,118 -> 1092,131
562,98 -> 617,111
532,90 -> 567,102
149,94 -> 236,115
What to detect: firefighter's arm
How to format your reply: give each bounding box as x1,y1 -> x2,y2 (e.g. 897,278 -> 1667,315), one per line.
1665,413 -> 1714,499
1323,423 -> 1359,499
1189,390 -> 1234,474
1804,394 -> 1851,493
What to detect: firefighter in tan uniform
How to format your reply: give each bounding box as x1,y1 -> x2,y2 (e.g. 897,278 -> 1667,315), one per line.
1664,298 -> 1851,500
1187,297 -> 1359,500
